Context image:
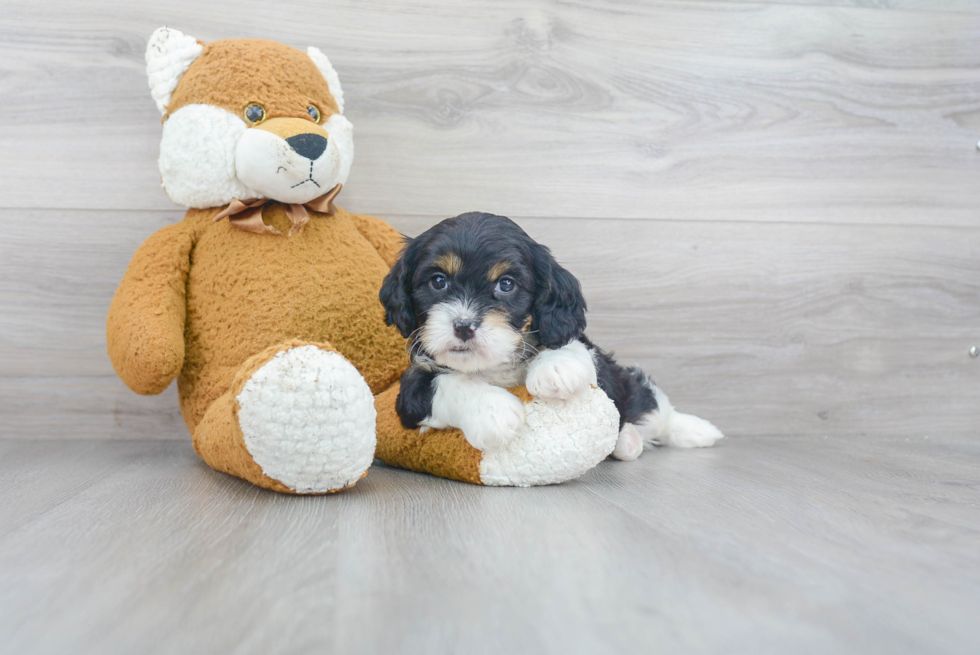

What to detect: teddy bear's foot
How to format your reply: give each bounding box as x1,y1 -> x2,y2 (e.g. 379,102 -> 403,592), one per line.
193,342 -> 376,494
375,383 -> 621,487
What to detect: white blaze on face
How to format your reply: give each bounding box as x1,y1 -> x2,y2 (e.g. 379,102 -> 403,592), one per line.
421,299 -> 523,372
235,114 -> 353,205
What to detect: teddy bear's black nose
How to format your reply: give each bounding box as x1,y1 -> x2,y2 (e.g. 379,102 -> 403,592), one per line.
286,133 -> 328,161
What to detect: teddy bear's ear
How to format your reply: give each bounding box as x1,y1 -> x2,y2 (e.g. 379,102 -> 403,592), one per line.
306,47 -> 345,114
146,27 -> 204,114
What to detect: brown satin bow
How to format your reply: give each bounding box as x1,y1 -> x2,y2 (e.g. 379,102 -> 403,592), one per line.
213,183 -> 342,236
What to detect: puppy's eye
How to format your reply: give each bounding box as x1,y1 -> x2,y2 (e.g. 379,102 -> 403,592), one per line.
496,276 -> 516,294
430,273 -> 448,291
307,105 -> 321,122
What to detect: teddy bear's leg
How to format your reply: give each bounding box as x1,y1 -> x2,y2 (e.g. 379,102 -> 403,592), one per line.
193,341 -> 376,494
373,382 -> 622,487
373,383 -> 484,485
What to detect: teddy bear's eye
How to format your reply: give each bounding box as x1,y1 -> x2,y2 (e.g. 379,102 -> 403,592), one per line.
307,105 -> 321,123
244,104 -> 266,125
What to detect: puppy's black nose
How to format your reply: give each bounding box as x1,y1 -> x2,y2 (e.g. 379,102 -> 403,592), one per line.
453,320 -> 478,342
286,133 -> 327,160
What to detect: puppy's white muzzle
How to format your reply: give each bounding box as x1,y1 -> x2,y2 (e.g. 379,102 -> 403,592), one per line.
421,300 -> 523,373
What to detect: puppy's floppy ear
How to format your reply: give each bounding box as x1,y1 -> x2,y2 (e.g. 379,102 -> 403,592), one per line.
531,243 -> 587,349
379,237 -> 418,338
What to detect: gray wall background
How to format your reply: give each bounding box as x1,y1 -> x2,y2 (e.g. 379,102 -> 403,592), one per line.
1,0 -> 978,440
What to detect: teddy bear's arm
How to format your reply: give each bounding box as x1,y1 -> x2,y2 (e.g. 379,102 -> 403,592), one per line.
106,222 -> 195,395
349,213 -> 407,268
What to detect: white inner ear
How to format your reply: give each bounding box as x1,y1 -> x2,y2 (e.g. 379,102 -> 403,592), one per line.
146,27 -> 203,114
307,46 -> 345,114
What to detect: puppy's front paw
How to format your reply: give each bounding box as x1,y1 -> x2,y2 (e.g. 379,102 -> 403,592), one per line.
461,388 -> 525,452
527,353 -> 593,400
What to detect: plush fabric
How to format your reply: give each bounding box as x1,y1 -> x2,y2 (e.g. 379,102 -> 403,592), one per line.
158,103 -> 256,208
106,222 -> 193,395
192,206 -> 404,424
375,383 -> 485,485
166,39 -> 341,120
146,27 -> 204,114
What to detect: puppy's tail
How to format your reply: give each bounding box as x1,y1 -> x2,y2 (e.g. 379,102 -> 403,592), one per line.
629,367 -> 725,449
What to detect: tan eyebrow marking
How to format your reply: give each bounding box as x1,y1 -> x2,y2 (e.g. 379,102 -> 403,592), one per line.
433,253 -> 463,275
487,261 -> 512,282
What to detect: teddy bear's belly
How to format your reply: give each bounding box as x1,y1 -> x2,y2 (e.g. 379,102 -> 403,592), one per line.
178,214 -> 408,431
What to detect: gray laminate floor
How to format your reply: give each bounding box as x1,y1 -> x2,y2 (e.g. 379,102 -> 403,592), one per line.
1,435 -> 978,655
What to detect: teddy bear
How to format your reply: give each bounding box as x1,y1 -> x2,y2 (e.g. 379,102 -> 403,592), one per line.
106,28 -> 621,494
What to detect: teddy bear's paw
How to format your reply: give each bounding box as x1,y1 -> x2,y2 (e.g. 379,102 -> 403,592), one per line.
526,342 -> 596,401
478,386 -> 620,487
610,423 -> 644,461
236,345 -> 376,493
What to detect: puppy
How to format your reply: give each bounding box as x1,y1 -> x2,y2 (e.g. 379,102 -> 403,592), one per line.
379,212 -> 724,459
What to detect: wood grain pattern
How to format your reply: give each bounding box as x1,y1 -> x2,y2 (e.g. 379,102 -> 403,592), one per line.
2,209 -> 977,440
2,1 -> 980,224
1,436 -> 978,654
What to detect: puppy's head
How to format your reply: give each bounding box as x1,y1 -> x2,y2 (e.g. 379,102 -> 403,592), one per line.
380,212 -> 587,372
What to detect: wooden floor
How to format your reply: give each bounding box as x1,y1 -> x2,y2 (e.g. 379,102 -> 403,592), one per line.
2,436 -> 978,654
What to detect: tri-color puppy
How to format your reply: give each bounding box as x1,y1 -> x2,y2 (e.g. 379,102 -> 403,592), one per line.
379,212 -> 723,459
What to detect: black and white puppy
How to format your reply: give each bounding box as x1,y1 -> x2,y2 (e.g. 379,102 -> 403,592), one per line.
379,212 -> 723,459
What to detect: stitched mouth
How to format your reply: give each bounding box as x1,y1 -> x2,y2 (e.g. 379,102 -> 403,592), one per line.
289,160 -> 322,189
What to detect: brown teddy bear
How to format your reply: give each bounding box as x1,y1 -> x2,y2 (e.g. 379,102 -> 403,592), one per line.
107,28 -> 620,494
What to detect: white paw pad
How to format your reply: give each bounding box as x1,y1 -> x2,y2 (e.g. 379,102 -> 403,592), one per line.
478,386 -> 620,487
236,346 -> 376,493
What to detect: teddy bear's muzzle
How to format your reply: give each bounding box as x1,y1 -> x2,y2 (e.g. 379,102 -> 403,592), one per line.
253,117 -> 330,155
235,117 -> 342,205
